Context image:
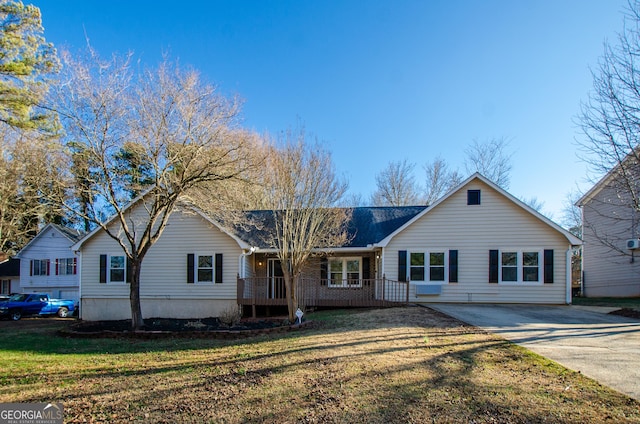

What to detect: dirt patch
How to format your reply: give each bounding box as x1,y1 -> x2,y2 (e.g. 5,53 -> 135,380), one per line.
610,308 -> 640,319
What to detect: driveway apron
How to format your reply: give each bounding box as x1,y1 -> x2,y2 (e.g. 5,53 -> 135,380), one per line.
427,304 -> 640,401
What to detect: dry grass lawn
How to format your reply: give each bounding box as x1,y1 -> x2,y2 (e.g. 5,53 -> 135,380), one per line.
1,306 -> 639,423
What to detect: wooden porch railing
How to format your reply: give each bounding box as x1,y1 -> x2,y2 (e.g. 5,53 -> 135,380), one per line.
237,276 -> 409,315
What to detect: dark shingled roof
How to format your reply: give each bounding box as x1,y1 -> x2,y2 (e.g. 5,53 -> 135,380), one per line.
229,206 -> 427,249
51,224 -> 84,243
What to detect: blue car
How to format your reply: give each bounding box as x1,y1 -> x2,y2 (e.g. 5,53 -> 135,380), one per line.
0,293 -> 76,320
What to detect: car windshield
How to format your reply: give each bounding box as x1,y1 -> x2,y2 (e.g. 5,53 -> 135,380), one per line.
9,294 -> 28,302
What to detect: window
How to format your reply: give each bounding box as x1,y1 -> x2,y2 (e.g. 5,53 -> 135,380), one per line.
467,189 -> 481,205
197,255 -> 214,282
501,252 -> 518,282
328,257 -> 362,287
405,251 -> 451,282
57,258 -> 77,275
32,259 -> 49,276
187,253 -> 223,284
523,252 -> 539,282
429,252 -> 445,281
110,256 -> 126,283
1,280 -> 10,294
493,250 -> 542,283
410,253 -> 425,281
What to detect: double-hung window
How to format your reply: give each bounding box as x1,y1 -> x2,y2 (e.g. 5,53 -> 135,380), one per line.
197,255 -> 214,283
328,257 -> 362,287
32,259 -> 49,276
110,256 -> 126,283
57,258 -> 77,275
407,251 -> 449,282
429,252 -> 446,281
410,253 -> 425,281
496,250 -> 541,283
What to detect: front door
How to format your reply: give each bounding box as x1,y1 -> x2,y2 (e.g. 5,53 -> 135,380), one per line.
267,259 -> 286,299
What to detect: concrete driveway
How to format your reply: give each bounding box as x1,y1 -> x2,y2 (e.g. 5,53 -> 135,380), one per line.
427,304 -> 640,400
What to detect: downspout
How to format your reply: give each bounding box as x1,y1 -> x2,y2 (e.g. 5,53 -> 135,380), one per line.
238,247 -> 256,279
76,250 -> 82,320
566,248 -> 572,305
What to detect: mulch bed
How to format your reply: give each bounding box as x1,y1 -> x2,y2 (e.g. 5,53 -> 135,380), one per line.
61,317 -> 310,339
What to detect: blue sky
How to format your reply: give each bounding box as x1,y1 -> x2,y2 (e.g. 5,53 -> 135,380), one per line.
36,0 -> 627,222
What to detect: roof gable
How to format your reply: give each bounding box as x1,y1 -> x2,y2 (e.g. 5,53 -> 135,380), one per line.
377,173 -> 582,246
16,223 -> 84,258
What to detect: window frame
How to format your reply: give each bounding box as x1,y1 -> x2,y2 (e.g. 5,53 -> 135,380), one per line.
32,259 -> 49,276
57,257 -> 77,275
108,255 -> 127,284
467,189 -> 481,205
497,250 -> 543,285
328,257 -> 363,288
195,253 -> 215,284
407,250 -> 450,283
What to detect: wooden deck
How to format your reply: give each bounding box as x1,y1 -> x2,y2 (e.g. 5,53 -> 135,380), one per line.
238,277 -> 409,316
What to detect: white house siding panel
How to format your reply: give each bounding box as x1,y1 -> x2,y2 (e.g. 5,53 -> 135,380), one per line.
18,226 -> 79,302
582,184 -> 640,297
80,207 -> 243,320
384,180 -> 571,304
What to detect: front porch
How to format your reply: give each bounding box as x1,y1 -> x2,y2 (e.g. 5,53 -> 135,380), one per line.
237,276 -> 410,317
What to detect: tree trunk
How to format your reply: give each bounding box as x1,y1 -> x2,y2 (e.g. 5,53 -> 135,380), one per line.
129,260 -> 144,330
282,265 -> 296,322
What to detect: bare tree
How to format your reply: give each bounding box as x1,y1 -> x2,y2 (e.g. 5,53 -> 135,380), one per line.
258,128 -> 351,321
464,137 -> 513,189
577,0 -> 640,255
423,157 -> 462,205
0,124 -> 65,254
371,159 -> 421,206
51,49 -> 259,329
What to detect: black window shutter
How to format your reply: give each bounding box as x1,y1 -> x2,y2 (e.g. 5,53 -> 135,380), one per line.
544,249 -> 554,284
126,257 -> 133,284
362,256 -> 371,280
187,254 -> 194,284
215,253 -> 223,284
398,250 -> 407,282
449,250 -> 458,283
320,257 -> 328,285
99,254 -> 107,284
30,260 -> 33,276
489,250 -> 499,283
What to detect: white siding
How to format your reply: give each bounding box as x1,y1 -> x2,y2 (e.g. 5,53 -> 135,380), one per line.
384,179 -> 571,304
80,207 -> 244,320
582,184 -> 640,297
18,226 -> 79,302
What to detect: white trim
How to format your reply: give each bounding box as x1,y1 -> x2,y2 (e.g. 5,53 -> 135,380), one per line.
496,249 -> 544,285
327,256 -> 363,288
406,250 -> 450,283
566,248 -> 572,304
107,254 -> 127,284
194,252 -> 215,284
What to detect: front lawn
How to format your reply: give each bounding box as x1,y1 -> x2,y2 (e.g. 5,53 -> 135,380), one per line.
1,307 -> 638,423
573,296 -> 640,309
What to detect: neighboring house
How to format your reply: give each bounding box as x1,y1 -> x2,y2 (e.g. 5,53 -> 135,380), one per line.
15,224 -> 84,302
0,256 -> 20,295
577,165 -> 640,297
74,173 -> 581,321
